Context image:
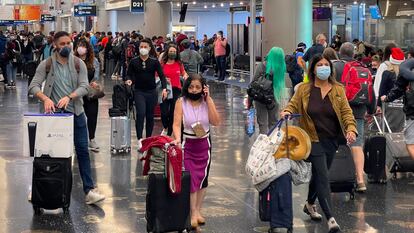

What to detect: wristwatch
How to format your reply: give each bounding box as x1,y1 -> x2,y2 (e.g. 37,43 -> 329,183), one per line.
67,95 -> 72,100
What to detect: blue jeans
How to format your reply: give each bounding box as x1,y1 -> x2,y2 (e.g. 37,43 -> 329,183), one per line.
74,113 -> 95,194
215,55 -> 226,80
6,62 -> 16,85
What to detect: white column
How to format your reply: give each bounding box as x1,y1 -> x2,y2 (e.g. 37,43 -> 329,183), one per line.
109,10 -> 118,33
144,0 -> 172,37
262,0 -> 312,55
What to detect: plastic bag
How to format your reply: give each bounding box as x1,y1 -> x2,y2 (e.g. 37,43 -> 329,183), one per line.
245,108 -> 256,137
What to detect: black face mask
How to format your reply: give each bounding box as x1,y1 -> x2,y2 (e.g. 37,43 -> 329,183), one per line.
59,46 -> 71,57
187,92 -> 203,101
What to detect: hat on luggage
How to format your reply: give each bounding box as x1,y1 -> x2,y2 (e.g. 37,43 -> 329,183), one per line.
390,48 -> 405,65
273,126 -> 311,161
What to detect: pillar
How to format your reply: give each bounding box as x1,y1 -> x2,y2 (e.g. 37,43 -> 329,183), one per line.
262,0 -> 312,56
109,11 -> 118,33
144,0 -> 172,37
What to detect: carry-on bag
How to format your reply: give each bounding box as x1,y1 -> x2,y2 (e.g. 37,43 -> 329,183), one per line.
329,143 -> 356,199
31,155 -> 72,214
146,142 -> 191,233
381,103 -> 414,176
110,116 -> 131,153
364,114 -> 387,183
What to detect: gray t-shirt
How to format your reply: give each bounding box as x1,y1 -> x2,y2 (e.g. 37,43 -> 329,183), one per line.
50,62 -> 75,113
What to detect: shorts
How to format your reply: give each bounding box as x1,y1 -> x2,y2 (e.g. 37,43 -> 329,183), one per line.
404,119 -> 414,145
350,119 -> 364,147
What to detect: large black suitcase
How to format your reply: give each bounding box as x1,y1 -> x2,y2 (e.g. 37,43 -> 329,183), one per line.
364,133 -> 387,183
329,144 -> 356,199
32,155 -> 72,214
146,171 -> 191,233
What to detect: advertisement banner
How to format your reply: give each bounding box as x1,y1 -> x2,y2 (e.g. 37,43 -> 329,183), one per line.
14,5 -> 41,20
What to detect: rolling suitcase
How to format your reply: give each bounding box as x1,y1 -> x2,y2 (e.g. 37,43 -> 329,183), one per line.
31,155 -> 72,214
146,171 -> 191,233
364,115 -> 387,183
110,116 -> 131,153
381,105 -> 414,176
329,144 -> 356,199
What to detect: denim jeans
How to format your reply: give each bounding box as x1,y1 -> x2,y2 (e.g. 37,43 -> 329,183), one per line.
6,63 -> 16,85
74,113 -> 95,194
215,55 -> 226,80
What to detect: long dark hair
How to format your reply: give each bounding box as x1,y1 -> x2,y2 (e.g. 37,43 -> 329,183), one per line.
308,54 -> 337,84
182,73 -> 207,98
383,43 -> 397,62
74,38 -> 95,69
161,44 -> 181,64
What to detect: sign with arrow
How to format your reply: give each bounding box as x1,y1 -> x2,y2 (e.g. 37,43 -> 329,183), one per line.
41,14 -> 55,22
74,5 -> 97,17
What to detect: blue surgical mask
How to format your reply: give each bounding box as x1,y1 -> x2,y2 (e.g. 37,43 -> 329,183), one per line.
316,66 -> 331,80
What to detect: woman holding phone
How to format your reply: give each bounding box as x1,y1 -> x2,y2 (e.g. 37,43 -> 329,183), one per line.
172,74 -> 220,229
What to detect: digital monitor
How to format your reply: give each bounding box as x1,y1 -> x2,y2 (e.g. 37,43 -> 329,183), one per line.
370,5 -> 382,19
313,7 -> 332,20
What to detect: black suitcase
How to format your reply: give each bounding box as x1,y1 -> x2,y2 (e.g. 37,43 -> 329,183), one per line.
329,144 -> 356,199
364,133 -> 387,183
259,185 -> 271,221
146,171 -> 191,233
32,155 -> 72,214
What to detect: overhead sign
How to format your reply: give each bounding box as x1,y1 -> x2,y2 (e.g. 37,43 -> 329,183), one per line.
130,0 -> 144,13
40,14 -> 55,22
73,5 -> 97,17
230,6 -> 249,12
0,20 -> 29,26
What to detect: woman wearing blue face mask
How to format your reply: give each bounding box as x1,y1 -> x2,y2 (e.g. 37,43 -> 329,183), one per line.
281,54 -> 357,233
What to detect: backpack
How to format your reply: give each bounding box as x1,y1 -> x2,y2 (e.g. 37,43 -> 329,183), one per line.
126,42 -> 136,60
341,61 -> 373,105
111,83 -> 133,116
285,53 -> 298,73
247,72 -> 275,109
225,43 -> 231,57
182,50 -> 193,72
112,42 -> 122,58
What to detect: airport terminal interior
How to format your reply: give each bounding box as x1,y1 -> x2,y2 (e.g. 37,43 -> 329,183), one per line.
0,0 -> 414,233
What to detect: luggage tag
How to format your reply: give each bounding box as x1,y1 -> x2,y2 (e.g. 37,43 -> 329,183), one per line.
191,121 -> 207,138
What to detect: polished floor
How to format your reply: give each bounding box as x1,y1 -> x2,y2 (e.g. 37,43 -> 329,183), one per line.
0,75 -> 414,233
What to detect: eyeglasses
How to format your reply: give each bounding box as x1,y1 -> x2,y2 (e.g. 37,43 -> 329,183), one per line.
142,61 -> 146,69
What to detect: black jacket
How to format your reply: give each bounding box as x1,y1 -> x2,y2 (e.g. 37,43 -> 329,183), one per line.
386,75 -> 414,118
378,70 -> 397,107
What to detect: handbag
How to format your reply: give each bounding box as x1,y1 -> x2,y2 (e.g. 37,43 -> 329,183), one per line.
88,82 -> 105,99
246,119 -> 290,192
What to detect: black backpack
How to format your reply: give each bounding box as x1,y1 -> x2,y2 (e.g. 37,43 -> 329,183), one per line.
247,73 -> 275,109
285,53 -> 298,73
110,83 -> 133,116
225,43 -> 231,57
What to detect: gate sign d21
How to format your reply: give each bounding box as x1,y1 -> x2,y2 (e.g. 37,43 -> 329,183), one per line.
74,5 -> 97,17
130,0 -> 144,13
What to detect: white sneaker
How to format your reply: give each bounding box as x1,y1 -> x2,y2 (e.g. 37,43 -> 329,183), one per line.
28,191 -> 32,202
328,217 -> 340,233
111,75 -> 117,80
137,139 -> 143,151
161,129 -> 168,136
89,139 -> 100,151
85,189 -> 105,205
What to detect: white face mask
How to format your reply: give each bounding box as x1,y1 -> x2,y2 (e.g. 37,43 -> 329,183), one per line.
140,48 -> 149,56
77,47 -> 87,55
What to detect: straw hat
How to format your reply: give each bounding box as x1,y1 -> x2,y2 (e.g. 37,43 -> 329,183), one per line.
274,126 -> 311,161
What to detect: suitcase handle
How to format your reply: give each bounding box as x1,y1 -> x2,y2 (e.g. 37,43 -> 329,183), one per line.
374,102 -> 393,134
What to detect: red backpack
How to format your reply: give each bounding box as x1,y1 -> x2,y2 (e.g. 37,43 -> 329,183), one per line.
126,43 -> 136,60
341,61 -> 373,105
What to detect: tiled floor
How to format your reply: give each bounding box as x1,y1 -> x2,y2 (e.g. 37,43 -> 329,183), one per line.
0,75 -> 413,233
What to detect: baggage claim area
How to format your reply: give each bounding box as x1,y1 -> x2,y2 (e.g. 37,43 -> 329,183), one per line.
0,0 -> 414,233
